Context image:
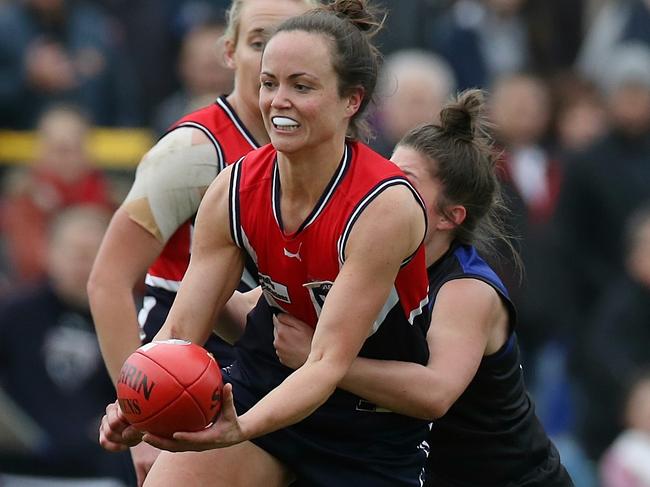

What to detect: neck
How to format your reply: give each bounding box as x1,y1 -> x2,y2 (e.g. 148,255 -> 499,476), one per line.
226,91 -> 270,146
277,137 -> 346,203
425,234 -> 454,268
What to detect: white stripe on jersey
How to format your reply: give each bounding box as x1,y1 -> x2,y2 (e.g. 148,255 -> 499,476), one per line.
216,97 -> 259,149
408,292 -> 430,325
368,286 -> 399,336
137,295 -> 157,340
229,158 -> 244,248
145,274 -> 181,292
240,267 -> 258,290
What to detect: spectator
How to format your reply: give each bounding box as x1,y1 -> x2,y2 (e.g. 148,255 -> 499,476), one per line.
552,73 -> 608,156
578,0 -> 650,90
552,43 -> 650,377
487,73 -> 568,369
429,0 -> 532,90
0,104 -> 114,285
490,73 -> 559,225
0,205 -> 132,485
151,21 -> 234,135
371,49 -> 456,157
0,0 -> 140,128
374,0 -> 446,55
575,205 -> 650,460
600,370 -> 650,487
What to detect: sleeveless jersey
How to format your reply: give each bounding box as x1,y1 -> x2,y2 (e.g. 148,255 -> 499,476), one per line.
145,96 -> 260,293
228,141 -> 431,408
138,97 -> 260,364
425,242 -> 573,487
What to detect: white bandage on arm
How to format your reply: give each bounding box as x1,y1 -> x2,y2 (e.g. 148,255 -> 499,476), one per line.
123,127 -> 221,243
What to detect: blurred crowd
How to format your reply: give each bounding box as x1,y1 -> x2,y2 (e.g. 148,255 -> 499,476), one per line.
0,0 -> 649,486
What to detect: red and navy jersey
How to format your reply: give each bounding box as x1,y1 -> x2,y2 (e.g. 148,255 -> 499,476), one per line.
146,96 -> 260,293
229,142 -> 431,390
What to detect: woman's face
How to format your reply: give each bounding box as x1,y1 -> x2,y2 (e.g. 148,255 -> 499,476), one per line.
259,30 -> 360,155
391,145 -> 442,245
225,0 -> 311,110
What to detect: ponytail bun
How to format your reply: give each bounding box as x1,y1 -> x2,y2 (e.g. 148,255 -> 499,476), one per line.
325,0 -> 384,36
439,89 -> 486,141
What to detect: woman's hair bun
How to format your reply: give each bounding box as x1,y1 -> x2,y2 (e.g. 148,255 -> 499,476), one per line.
325,0 -> 384,35
439,89 -> 486,141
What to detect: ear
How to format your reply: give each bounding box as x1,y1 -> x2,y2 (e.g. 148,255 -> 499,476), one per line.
223,39 -> 237,70
345,86 -> 365,117
437,205 -> 466,230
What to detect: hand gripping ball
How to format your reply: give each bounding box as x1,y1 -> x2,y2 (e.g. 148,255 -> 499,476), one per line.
116,339 -> 223,438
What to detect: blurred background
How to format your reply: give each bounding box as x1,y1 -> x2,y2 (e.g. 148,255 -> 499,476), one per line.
0,0 -> 648,486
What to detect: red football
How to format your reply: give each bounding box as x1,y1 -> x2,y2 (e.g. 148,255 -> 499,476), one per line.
116,339 -> 222,438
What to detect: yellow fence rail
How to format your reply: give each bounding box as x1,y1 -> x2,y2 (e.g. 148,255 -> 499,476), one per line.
0,128 -> 155,170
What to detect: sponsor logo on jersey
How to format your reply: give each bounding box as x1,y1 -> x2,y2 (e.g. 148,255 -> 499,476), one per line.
304,280 -> 333,317
283,242 -> 303,261
258,272 -> 291,303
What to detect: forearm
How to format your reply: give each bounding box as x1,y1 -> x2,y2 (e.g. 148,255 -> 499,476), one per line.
340,358 -> 449,420
214,289 -> 260,344
89,283 -> 142,385
239,358 -> 342,439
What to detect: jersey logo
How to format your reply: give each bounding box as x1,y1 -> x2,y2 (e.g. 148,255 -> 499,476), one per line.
283,242 -> 302,261
304,280 -> 333,317
258,272 -> 291,303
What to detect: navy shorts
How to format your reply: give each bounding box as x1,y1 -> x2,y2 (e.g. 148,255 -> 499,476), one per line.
139,285 -> 236,366
223,364 -> 429,487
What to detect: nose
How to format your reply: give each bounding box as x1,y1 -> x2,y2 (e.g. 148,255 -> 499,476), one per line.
270,84 -> 291,110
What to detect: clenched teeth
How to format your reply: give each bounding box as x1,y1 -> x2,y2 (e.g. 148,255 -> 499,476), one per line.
272,116 -> 300,128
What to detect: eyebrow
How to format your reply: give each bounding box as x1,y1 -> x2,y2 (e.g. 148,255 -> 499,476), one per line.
247,27 -> 267,37
260,71 -> 318,81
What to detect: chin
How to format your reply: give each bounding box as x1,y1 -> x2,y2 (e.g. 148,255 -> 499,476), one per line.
269,135 -> 302,154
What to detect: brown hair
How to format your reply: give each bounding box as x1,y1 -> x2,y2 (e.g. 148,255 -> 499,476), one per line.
272,0 -> 385,140
398,89 -> 520,266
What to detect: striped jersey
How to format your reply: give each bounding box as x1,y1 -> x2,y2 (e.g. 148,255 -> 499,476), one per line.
146,96 -> 260,293
229,141 -> 431,390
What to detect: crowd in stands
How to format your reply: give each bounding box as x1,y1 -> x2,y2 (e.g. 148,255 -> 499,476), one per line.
0,0 -> 649,485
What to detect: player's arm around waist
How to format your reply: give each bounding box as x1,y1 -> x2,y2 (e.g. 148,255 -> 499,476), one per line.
216,287 -> 263,344
341,278 -> 506,420
238,184 -> 427,439
153,166 -> 245,346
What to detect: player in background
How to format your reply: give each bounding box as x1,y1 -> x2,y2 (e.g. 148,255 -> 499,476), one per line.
100,1 -> 433,485
86,0 -> 318,484
272,89 -> 574,486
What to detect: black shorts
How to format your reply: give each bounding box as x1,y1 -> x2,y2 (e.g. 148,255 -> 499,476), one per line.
139,285 -> 236,366
223,364 -> 428,487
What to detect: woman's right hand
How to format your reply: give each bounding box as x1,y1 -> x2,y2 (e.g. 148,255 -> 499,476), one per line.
99,400 -> 143,452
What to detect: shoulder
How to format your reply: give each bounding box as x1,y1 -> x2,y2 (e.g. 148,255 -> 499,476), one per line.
345,183 -> 426,262
437,278 -> 502,307
135,127 -> 220,181
351,141 -> 401,173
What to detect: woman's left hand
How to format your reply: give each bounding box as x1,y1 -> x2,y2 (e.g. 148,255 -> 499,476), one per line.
141,383 -> 246,452
273,313 -> 314,369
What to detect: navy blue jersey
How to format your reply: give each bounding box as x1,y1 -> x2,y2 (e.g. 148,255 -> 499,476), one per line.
425,242 -> 573,487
